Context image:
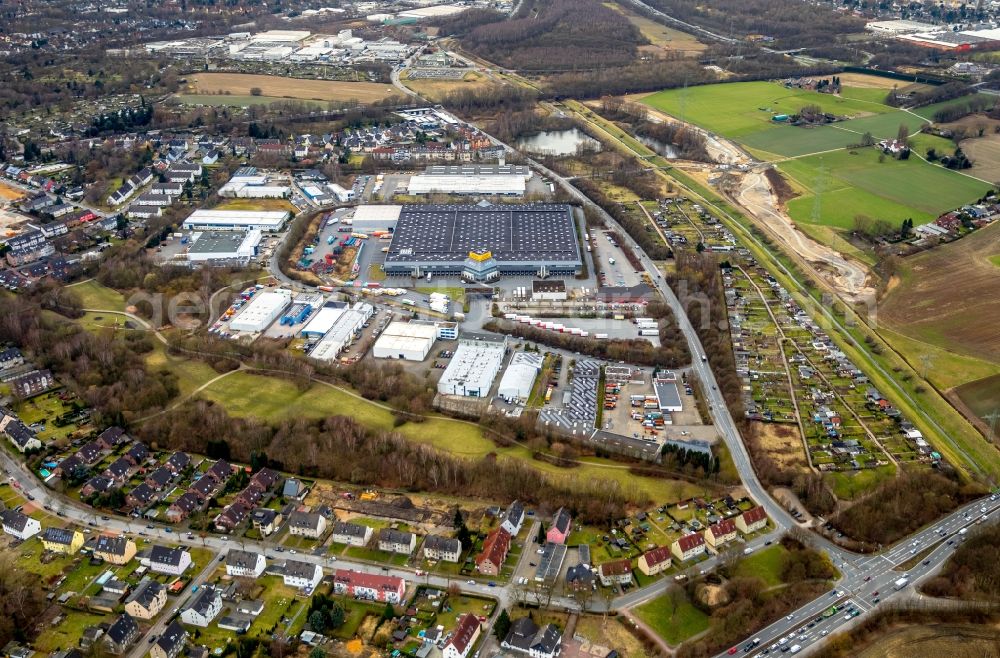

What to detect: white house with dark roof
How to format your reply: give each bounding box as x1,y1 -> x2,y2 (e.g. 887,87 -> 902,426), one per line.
281,559 -> 323,590
103,614 -> 139,654
0,509 -> 41,540
331,521 -> 372,547
145,545 -> 191,576
500,500 -> 525,536
150,621 -> 187,658
226,549 -> 266,578
180,587 -> 222,627
287,510 -> 327,538
422,535 -> 461,562
501,617 -> 563,658
378,528 -> 416,555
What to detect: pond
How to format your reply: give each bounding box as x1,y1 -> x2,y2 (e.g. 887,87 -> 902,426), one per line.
637,135 -> 679,159
516,128 -> 602,156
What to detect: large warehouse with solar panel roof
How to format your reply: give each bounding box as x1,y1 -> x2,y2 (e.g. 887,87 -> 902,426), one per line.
376,203 -> 582,281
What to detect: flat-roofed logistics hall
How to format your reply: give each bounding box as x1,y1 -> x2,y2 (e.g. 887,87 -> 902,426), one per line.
382,204 -> 581,281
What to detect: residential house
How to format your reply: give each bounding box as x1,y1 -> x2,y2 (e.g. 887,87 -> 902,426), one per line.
735,507 -> 768,535
180,588 -> 222,627
565,564 -> 597,591
501,617 -> 563,658
124,442 -> 149,467
236,600 -> 264,617
2,417 -> 41,453
103,615 -> 139,655
96,427 -> 129,450
443,614 -> 481,658
80,476 -> 115,498
331,569 -> 406,604
147,545 -> 191,575
226,549 -> 266,578
546,508 -> 572,545
281,559 -> 323,591
166,492 -> 202,523
500,500 -> 525,536
598,559 -> 633,587
704,519 -> 737,549
9,370 -> 55,398
637,546 -> 672,577
282,478 -> 306,500
165,451 -> 190,474
77,441 -> 104,465
671,533 -> 706,562
0,509 -> 41,540
378,528 -> 416,555
41,527 -> 84,554
188,475 -> 220,501
422,535 -> 462,563
214,501 -> 251,532
0,347 -> 24,369
287,511 -> 327,539
126,483 -> 155,510
124,578 -> 167,620
103,458 -> 133,485
54,454 -> 83,479
205,459 -> 232,484
150,621 -> 187,658
475,527 -> 511,576
93,536 -> 137,565
331,520 -> 371,547
145,467 -> 174,492
250,508 -> 281,536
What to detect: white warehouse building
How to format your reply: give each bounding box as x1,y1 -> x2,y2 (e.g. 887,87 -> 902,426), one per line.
351,205 -> 402,232
373,321 -> 437,361
437,333 -> 507,397
230,289 -> 293,333
300,304 -> 348,338
183,209 -> 290,232
497,352 -> 544,401
308,303 -> 373,361
406,175 -> 526,196
186,230 -> 262,264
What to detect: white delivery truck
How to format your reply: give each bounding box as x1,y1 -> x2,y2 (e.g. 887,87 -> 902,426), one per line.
894,577 -> 909,590
790,645 -> 802,654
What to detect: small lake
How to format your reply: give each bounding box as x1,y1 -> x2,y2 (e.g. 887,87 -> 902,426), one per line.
516,128 -> 602,156
638,135 -> 679,159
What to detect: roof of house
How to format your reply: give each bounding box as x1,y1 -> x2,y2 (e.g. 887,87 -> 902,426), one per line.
251,507 -> 278,524
42,527 -> 78,545
504,617 -> 561,654
501,500 -> 524,527
186,588 -> 220,616
423,534 -> 461,553
146,467 -> 173,488
288,511 -> 323,530
250,467 -> 278,490
150,545 -> 187,566
125,443 -> 148,464
447,614 -> 481,654
97,426 -> 127,447
125,578 -> 164,609
641,545 -> 672,568
282,559 -> 319,580
95,535 -> 132,556
332,521 -> 368,538
205,459 -> 232,481
476,527 -> 511,568
676,532 -> 705,551
742,506 -> 767,525
105,614 -> 138,645
566,563 -> 596,585
166,452 -> 190,472
378,528 -> 414,545
332,569 -> 404,592
1,509 -> 31,532
171,492 -> 202,513
156,621 -> 187,655
709,519 -> 736,536
599,558 -> 632,577
550,507 -> 572,534
227,549 -> 263,570
128,483 -> 154,505
104,457 -> 131,480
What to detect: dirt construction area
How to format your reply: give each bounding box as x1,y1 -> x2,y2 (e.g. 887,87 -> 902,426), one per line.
853,623 -> 1000,658
880,221 -> 1000,364
753,421 -> 809,473
186,73 -> 402,104
735,168 -> 875,303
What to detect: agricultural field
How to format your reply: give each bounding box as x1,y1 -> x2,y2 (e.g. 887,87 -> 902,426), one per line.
851,623 -> 1000,658
880,221 -> 1000,367
183,73 -> 403,105
780,148 -> 990,230
173,94 -> 335,108
957,133 -> 1000,181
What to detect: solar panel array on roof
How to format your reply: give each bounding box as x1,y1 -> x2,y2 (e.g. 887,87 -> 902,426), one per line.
383,204 -> 581,274
534,542 -> 568,584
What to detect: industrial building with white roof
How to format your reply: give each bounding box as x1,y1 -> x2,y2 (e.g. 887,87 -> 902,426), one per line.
406,175 -> 526,196
437,333 -> 507,397
372,321 -> 439,361
497,352 -> 544,401
308,302 -> 374,361
186,230 -> 262,265
230,289 -> 293,333
183,209 -> 290,232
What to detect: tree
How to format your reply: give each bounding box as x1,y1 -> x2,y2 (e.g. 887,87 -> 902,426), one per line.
250,87 -> 263,96
309,647 -> 326,658
308,610 -> 327,633
860,131 -> 875,147
897,123 -> 910,147
328,601 -> 345,629
493,608 -> 512,640
382,602 -> 395,621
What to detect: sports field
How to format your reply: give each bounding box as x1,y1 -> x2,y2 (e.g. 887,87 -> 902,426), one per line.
184,73 -> 403,104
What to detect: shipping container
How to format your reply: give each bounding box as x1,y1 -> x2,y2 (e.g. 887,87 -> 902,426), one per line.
639,329 -> 659,336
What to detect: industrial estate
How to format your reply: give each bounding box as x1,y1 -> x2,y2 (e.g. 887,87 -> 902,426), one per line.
1,1 -> 1000,658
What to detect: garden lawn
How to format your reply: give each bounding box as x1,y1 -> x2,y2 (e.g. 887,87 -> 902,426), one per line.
633,591 -> 710,646
733,545 -> 787,587
32,610 -> 109,653
69,280 -> 127,312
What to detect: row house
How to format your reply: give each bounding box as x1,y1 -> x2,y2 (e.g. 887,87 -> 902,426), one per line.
598,559 -> 633,586
226,549 -> 266,578
422,534 -> 461,563
378,528 -> 416,555
331,569 -> 406,604
124,578 -> 167,620
281,559 -> 323,591
475,527 -> 511,576
288,510 -> 327,538
331,520 -> 371,546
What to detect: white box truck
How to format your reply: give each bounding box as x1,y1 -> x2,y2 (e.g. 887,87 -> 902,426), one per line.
894,577 -> 909,590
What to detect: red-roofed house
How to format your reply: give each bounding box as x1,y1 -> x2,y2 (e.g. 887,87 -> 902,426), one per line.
598,558 -> 633,586
637,546 -> 672,576
443,613 -> 481,658
704,518 -> 738,549
475,527 -> 511,576
671,532 -> 706,562
735,507 -> 768,535
546,507 -> 572,545
331,569 -> 406,604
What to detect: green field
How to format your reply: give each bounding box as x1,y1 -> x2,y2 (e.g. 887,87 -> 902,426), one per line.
642,81 -> 891,140
954,373 -> 1000,423
733,545 -> 787,587
633,590 -> 711,646
69,280 -> 127,311
780,148 -> 990,229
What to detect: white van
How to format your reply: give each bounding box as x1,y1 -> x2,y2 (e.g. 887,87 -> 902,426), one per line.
790,645 -> 802,654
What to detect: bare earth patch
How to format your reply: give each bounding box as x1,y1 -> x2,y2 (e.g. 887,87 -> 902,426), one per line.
186,73 -> 402,104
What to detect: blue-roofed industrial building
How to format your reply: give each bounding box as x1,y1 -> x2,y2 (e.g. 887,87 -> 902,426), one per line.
280,303 -> 313,326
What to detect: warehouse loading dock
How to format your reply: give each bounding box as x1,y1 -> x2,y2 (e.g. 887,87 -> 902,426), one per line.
372,320 -> 438,361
